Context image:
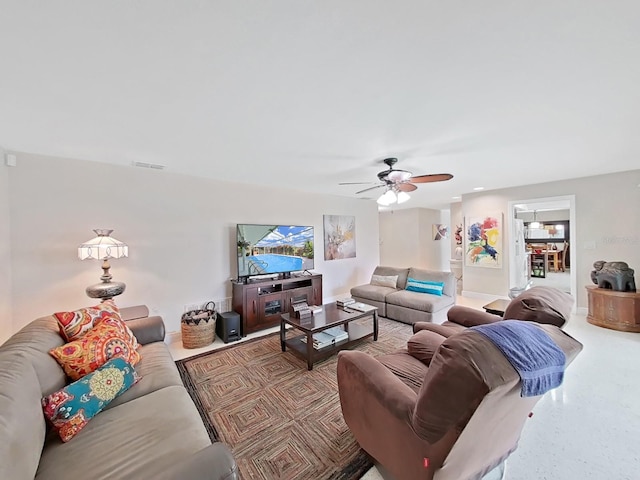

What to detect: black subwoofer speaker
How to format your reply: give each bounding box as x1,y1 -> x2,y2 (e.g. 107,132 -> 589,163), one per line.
217,311 -> 242,343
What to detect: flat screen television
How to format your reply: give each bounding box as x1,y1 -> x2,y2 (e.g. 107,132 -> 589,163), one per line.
236,224 -> 314,279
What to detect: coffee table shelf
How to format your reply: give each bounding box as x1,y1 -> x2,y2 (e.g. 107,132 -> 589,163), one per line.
281,303 -> 378,370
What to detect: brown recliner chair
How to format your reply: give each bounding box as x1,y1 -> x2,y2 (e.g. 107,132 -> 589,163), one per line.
337,321 -> 582,480
412,286 -> 575,340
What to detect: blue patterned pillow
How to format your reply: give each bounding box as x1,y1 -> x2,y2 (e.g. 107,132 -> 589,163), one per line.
405,278 -> 445,296
42,357 -> 140,442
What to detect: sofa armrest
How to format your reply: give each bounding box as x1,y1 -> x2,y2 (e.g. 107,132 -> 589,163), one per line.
412,322 -> 464,337
154,443 -> 239,480
125,315 -> 166,345
446,305 -> 503,328
338,350 -> 416,423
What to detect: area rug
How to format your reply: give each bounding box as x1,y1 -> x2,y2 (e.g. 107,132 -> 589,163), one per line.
176,317 -> 412,480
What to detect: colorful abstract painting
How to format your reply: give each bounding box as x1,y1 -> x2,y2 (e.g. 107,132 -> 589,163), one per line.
465,214 -> 502,268
323,215 -> 356,260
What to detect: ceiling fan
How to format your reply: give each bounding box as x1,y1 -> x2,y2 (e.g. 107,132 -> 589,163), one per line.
339,158 -> 453,205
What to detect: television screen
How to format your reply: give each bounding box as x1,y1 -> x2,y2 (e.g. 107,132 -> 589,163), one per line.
237,224 -> 314,278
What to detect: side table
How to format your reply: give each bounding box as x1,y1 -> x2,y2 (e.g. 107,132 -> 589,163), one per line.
482,299 -> 511,317
586,285 -> 640,332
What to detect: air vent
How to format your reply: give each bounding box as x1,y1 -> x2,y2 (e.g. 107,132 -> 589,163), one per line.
132,161 -> 166,170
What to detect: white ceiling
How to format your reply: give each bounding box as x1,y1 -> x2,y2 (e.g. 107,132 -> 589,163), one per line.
1,1 -> 639,209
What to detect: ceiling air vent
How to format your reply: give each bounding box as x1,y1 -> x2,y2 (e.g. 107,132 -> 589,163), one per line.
132,161 -> 166,170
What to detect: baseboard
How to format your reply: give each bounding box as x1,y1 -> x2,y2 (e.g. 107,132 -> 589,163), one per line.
166,330 -> 182,345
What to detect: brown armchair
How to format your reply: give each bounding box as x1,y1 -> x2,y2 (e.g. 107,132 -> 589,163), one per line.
337,321 -> 582,480
413,286 -> 574,339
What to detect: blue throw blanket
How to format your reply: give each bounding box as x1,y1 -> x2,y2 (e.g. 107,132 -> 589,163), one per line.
471,320 -> 566,397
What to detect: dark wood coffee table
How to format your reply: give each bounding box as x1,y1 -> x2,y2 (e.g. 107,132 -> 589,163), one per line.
280,302 -> 378,370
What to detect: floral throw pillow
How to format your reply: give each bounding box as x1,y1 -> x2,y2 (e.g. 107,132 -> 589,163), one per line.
49,318 -> 141,381
42,357 -> 140,442
53,299 -> 121,342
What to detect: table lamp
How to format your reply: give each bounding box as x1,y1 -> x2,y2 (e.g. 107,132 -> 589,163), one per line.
78,229 -> 128,301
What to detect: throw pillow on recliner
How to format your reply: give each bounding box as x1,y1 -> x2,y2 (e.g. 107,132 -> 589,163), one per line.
407,330 -> 447,365
503,286 -> 573,327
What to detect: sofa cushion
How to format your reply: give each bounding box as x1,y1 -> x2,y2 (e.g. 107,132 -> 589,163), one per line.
53,299 -> 121,342
350,283 -> 397,303
386,289 -> 455,314
36,386 -> 212,480
105,341 -> 184,410
0,351 -> 47,480
371,274 -> 399,288
407,330 -> 447,365
413,330 -> 517,444
377,349 -> 429,393
49,319 -> 141,381
503,286 -> 573,327
42,357 -> 140,442
372,266 -> 410,289
406,278 -> 445,296
407,268 -> 455,297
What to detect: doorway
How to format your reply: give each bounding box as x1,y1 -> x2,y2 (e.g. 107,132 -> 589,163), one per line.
507,195 -> 576,300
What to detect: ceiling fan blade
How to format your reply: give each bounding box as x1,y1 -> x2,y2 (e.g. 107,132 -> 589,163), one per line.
397,183 -> 418,192
410,173 -> 454,183
356,184 -> 386,194
339,181 -> 378,185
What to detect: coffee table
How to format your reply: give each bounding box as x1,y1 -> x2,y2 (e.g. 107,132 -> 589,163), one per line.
280,302 -> 378,370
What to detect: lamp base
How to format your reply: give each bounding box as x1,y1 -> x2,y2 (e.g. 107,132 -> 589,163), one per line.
86,281 -> 126,301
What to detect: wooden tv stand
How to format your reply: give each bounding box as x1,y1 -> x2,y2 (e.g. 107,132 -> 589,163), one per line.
232,274 -> 322,335
586,285 -> 640,332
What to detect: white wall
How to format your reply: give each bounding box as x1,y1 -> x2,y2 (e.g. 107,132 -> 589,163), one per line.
4,153 -> 380,336
0,159 -> 12,344
379,209 -> 418,267
462,170 -> 640,307
419,208 -> 451,271
379,207 -> 450,270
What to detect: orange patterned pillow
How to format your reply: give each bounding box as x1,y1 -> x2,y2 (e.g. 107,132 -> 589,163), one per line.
93,312 -> 139,352
49,319 -> 141,381
53,300 -> 121,342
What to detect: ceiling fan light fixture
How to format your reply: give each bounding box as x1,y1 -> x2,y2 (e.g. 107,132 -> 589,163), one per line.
396,191 -> 411,204
377,189 -> 397,206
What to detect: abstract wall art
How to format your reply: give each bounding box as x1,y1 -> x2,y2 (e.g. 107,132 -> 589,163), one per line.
432,224 -> 448,240
323,215 -> 356,260
465,213 -> 503,268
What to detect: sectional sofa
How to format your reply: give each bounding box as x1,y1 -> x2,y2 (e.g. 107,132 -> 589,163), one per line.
350,266 -> 456,324
0,304 -> 238,480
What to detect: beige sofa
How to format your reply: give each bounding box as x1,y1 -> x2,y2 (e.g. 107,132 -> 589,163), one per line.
350,266 -> 456,324
0,306 -> 238,480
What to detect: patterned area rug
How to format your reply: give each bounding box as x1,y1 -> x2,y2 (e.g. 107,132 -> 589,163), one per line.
176,317 -> 412,480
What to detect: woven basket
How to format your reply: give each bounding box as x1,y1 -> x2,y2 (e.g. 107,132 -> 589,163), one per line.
181,301 -> 216,349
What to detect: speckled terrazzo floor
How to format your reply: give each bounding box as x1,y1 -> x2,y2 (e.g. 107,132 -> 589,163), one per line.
501,313 -> 640,479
